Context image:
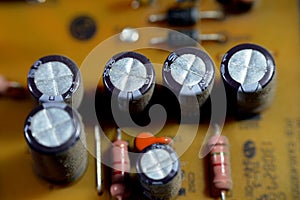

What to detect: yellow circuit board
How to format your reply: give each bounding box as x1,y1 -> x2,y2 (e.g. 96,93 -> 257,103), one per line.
0,0 -> 299,200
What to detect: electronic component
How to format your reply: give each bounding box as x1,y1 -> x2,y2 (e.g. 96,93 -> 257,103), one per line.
220,43 -> 276,114
27,55 -> 83,108
149,7 -> 225,26
0,0 -> 46,3
103,51 -> 155,113
119,28 -> 139,43
208,135 -> 232,200
0,75 -> 28,99
110,129 -> 131,200
23,103 -> 87,184
150,29 -> 227,47
216,0 -> 255,13
70,15 -> 97,40
131,0 -> 155,9
95,125 -> 103,195
162,47 -> 215,117
136,143 -> 182,200
134,132 -> 172,152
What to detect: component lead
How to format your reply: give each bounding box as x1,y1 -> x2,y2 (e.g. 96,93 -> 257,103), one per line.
95,125 -> 103,195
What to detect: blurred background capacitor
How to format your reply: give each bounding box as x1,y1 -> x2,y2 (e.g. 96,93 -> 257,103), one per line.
149,7 -> 224,26
136,143 -> 182,200
150,29 -> 227,47
162,47 -> 215,118
23,103 -> 87,184
216,0 -> 256,13
27,55 -> 83,108
220,43 -> 276,114
103,51 -> 155,114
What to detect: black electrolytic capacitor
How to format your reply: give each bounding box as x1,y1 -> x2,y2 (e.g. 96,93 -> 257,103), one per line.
220,43 -> 276,114
149,7 -> 224,26
27,55 -> 83,108
136,143 -> 182,200
162,47 -> 215,117
150,29 -> 227,47
103,51 -> 155,114
24,103 -> 88,184
216,0 -> 255,13
167,7 -> 199,26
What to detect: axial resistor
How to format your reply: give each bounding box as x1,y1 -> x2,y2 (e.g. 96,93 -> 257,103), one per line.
209,135 -> 232,200
110,129 -> 131,200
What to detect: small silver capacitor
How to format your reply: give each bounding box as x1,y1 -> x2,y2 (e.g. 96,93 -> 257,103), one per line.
136,143 -> 182,200
24,103 -> 87,184
162,47 -> 215,118
220,43 -> 276,114
103,51 -> 155,114
27,55 -> 83,108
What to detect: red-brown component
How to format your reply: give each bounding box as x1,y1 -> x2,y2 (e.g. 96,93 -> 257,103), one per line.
0,75 -> 28,99
110,129 -> 131,200
209,135 -> 232,200
134,132 -> 172,152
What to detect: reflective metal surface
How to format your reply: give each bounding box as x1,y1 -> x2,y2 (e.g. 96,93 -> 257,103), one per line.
140,148 -> 174,180
109,57 -> 147,91
228,49 -> 267,85
170,54 -> 206,87
34,61 -> 73,96
31,107 -> 74,148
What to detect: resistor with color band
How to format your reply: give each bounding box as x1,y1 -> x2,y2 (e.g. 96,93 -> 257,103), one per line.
209,135 -> 232,200
110,129 -> 131,200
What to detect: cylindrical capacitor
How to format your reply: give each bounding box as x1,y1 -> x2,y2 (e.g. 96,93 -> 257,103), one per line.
23,103 -> 87,184
149,7 -> 224,26
167,7 -> 199,26
27,55 -> 83,108
162,47 -> 215,117
136,143 -> 182,200
220,43 -> 276,114
216,0 -> 255,13
103,52 -> 155,114
209,135 -> 232,200
110,129 -> 131,199
150,30 -> 227,47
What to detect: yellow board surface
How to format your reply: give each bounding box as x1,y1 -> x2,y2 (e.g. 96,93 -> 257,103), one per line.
0,0 -> 299,200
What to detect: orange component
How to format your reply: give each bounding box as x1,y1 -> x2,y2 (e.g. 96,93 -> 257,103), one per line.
134,132 -> 172,152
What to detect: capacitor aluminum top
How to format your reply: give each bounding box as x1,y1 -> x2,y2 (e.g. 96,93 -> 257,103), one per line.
27,55 -> 83,108
136,143 -> 181,200
24,103 -> 87,184
220,43 -> 276,113
103,51 -> 155,113
162,47 -> 215,115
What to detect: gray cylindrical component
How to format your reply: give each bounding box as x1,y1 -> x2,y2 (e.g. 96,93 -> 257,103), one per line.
27,55 -> 83,108
220,43 -> 276,113
103,51 -> 155,114
24,103 -> 87,184
162,47 -> 215,117
136,143 -> 182,200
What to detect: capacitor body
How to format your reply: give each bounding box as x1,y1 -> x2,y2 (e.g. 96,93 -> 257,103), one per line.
103,51 -> 155,114
27,55 -> 83,108
167,30 -> 199,47
167,7 -> 198,26
162,47 -> 215,118
136,143 -> 182,200
110,139 -> 131,198
24,103 -> 87,184
209,135 -> 232,194
220,43 -> 276,114
217,0 -> 255,13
